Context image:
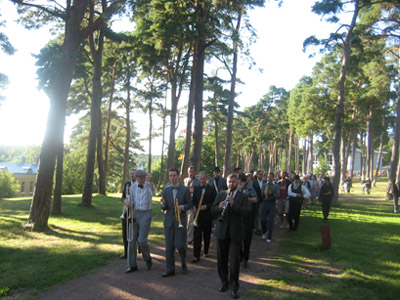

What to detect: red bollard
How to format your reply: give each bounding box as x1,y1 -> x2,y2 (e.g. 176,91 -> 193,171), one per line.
321,225 -> 332,248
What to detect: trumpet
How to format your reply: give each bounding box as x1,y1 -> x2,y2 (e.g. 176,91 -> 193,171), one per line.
174,198 -> 184,228
218,189 -> 232,222
193,189 -> 205,227
125,185 -> 135,242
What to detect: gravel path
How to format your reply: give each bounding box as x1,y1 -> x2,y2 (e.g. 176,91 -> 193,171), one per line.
35,227 -> 286,300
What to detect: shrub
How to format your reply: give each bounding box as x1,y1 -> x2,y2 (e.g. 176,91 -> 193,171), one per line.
0,170 -> 19,198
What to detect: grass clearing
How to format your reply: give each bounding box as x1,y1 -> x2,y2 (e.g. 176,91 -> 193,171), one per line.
248,178 -> 400,300
0,194 -> 164,298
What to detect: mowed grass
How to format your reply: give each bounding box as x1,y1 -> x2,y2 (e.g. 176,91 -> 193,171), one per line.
248,178 -> 400,300
0,194 -> 164,297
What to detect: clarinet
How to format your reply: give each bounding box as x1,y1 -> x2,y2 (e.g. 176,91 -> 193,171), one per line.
218,189 -> 232,222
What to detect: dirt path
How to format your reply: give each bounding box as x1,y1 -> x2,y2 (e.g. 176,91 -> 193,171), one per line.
34,227 -> 286,300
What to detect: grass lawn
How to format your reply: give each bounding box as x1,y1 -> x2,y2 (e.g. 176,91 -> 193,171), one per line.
0,193 -> 165,298
1,178 -> 399,299
249,178 -> 400,300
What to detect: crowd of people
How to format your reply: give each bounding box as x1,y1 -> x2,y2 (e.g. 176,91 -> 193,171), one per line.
119,166 -> 335,299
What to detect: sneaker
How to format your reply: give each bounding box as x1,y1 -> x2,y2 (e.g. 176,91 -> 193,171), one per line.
261,233 -> 267,240
266,239 -> 272,243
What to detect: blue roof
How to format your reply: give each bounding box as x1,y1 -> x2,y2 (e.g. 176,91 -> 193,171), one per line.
0,162 -> 38,175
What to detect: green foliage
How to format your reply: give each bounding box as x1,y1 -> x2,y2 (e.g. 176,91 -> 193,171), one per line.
0,170 -> 19,198
0,145 -> 40,163
313,155 -> 331,175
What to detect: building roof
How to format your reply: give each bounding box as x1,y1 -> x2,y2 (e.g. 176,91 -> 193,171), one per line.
0,162 -> 38,175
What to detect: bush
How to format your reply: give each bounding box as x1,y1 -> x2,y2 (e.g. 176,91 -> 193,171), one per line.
0,170 -> 19,198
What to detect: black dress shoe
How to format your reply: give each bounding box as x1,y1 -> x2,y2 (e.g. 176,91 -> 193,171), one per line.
219,284 -> 229,292
182,264 -> 188,274
202,253 -> 209,258
146,258 -> 153,271
191,258 -> 200,263
231,290 -> 239,299
125,266 -> 137,273
161,271 -> 175,277
120,254 -> 127,259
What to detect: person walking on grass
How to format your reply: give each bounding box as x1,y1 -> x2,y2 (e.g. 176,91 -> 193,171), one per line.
388,179 -> 399,214
318,176 -> 334,223
287,175 -> 311,231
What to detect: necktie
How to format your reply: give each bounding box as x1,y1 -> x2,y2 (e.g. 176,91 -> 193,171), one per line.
264,184 -> 269,200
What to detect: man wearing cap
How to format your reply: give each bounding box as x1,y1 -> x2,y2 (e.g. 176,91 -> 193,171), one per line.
125,169 -> 155,273
208,167 -> 228,193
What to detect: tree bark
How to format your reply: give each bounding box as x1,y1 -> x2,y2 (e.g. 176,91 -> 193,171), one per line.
97,107 -> 106,195
148,97 -> 153,172
52,141 -> 63,215
181,68 -> 195,180
223,7 -> 242,178
81,14 -> 106,207
331,0 -> 359,202
389,45 -> 400,184
120,80 -> 131,192
287,131 -> 293,172
28,0 -> 90,231
302,139 -> 307,174
157,92 -> 168,191
104,61 -> 117,192
214,118 -> 220,167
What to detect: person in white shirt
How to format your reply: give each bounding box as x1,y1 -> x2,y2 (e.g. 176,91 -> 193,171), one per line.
125,169 -> 155,273
287,175 -> 311,231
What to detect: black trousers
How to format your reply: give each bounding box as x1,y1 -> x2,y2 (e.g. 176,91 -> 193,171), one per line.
121,218 -> 128,255
241,223 -> 253,262
288,199 -> 302,230
217,237 -> 241,292
193,220 -> 212,258
322,199 -> 332,220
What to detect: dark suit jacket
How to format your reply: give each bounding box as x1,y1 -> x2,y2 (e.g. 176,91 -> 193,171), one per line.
252,179 -> 263,203
208,176 -> 228,193
211,189 -> 249,243
192,184 -> 217,224
161,184 -> 192,228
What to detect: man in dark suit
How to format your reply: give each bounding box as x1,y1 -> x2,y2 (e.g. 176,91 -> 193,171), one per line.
208,166 -> 228,193
120,168 -> 136,259
211,174 -> 249,299
252,170 -> 264,235
191,171 -> 217,263
160,168 -> 192,277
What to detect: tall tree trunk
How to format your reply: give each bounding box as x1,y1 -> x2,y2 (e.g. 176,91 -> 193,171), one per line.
120,77 -> 132,192
223,7 -> 242,178
295,136 -> 299,174
302,139 -> 307,174
308,136 -> 313,173
373,128 -> 383,187
28,0 -> 89,231
331,0 -> 359,202
157,92 -> 168,191
340,132 -> 347,183
97,108 -> 106,195
191,2 -> 207,173
366,106 -> 374,180
104,61 -> 116,190
148,97 -> 153,172
166,85 -> 179,178
52,141 -> 64,215
287,131 -> 293,172
82,18 -> 106,207
215,118 -> 220,168
360,131 -> 365,179
390,46 -> 400,184
350,129 -> 357,178
181,69 -> 195,180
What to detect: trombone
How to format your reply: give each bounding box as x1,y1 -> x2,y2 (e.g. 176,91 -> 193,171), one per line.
124,185 -> 135,242
174,198 -> 184,228
193,189 -> 205,227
